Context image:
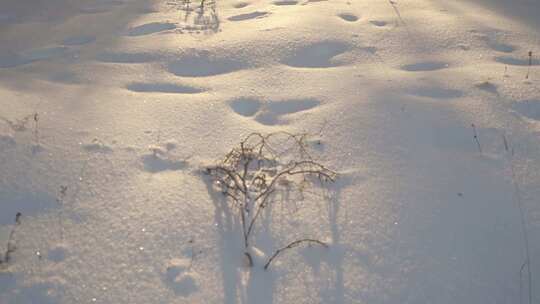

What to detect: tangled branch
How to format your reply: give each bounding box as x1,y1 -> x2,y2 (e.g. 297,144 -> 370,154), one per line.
205,132 -> 336,268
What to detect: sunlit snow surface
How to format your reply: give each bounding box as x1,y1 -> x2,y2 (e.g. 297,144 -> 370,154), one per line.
0,0 -> 539,303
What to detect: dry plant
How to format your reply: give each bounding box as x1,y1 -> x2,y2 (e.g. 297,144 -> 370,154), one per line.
205,132 -> 336,269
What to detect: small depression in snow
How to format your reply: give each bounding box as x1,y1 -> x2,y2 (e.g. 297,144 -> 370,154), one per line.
228,11 -> 269,21
282,41 -> 350,68
401,61 -> 449,72
96,52 -> 160,63
273,0 -> 299,5
495,56 -> 539,66
408,87 -> 463,99
230,98 -> 262,117
62,35 -> 96,46
0,47 -> 69,68
127,82 -> 205,94
167,53 -> 246,77
255,98 -> 320,125
126,22 -> 176,36
141,155 -> 187,173
338,13 -> 359,22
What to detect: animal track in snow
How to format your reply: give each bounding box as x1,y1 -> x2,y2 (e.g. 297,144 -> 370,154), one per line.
338,13 -> 359,22
0,46 -> 69,68
407,87 -> 463,99
230,97 -> 320,125
95,52 -> 159,63
273,0 -> 299,6
141,154 -> 186,173
167,52 -> 246,77
79,0 -> 125,14
512,100 -> 540,121
401,61 -> 449,72
126,22 -> 176,36
494,56 -> 539,66
82,139 -> 113,153
228,11 -> 269,21
282,41 -> 350,68
127,82 -> 205,94
370,20 -> 387,27
233,2 -> 250,8
229,98 -> 261,117
141,142 -> 187,173
62,35 -> 96,46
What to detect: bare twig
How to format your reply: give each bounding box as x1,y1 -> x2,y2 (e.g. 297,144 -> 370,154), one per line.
205,132 -> 336,266
503,136 -> 532,304
471,124 -> 482,153
526,51 -> 532,80
264,239 -> 328,270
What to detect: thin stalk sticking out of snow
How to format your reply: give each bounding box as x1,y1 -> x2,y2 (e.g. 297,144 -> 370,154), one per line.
471,124 -> 482,153
526,51 -> 532,80
264,239 -> 328,270
57,185 -> 68,242
33,112 -> 39,147
503,134 -> 532,304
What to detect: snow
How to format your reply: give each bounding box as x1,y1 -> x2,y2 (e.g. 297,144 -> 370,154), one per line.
0,0 -> 539,303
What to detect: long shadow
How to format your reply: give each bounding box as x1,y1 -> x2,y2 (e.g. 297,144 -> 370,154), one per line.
203,173 -> 277,304
203,175 -> 242,304
326,181 -> 346,304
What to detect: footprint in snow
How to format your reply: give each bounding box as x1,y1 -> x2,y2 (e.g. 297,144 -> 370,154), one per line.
470,30 -> 516,53
338,13 -> 359,22
401,61 -> 449,72
167,51 -> 246,77
62,35 -> 96,46
228,11 -> 269,21
370,20 -> 387,27
126,22 -> 176,36
407,87 -> 463,99
494,56 -> 539,66
273,0 -> 299,5
0,46 -> 69,68
141,141 -> 187,173
141,154 -> 186,173
282,41 -> 351,68
126,82 -> 205,94
79,0 -> 125,14
164,258 -> 199,296
233,2 -> 250,8
230,97 -> 320,125
95,52 -> 160,63
82,139 -> 113,153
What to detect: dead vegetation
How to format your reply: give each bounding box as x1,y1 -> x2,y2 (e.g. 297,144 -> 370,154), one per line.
204,132 -> 336,269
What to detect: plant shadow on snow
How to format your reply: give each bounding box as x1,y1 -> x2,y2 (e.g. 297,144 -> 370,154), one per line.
203,175 -> 349,304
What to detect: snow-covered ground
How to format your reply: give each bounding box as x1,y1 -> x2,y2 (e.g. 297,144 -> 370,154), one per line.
0,0 -> 539,303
